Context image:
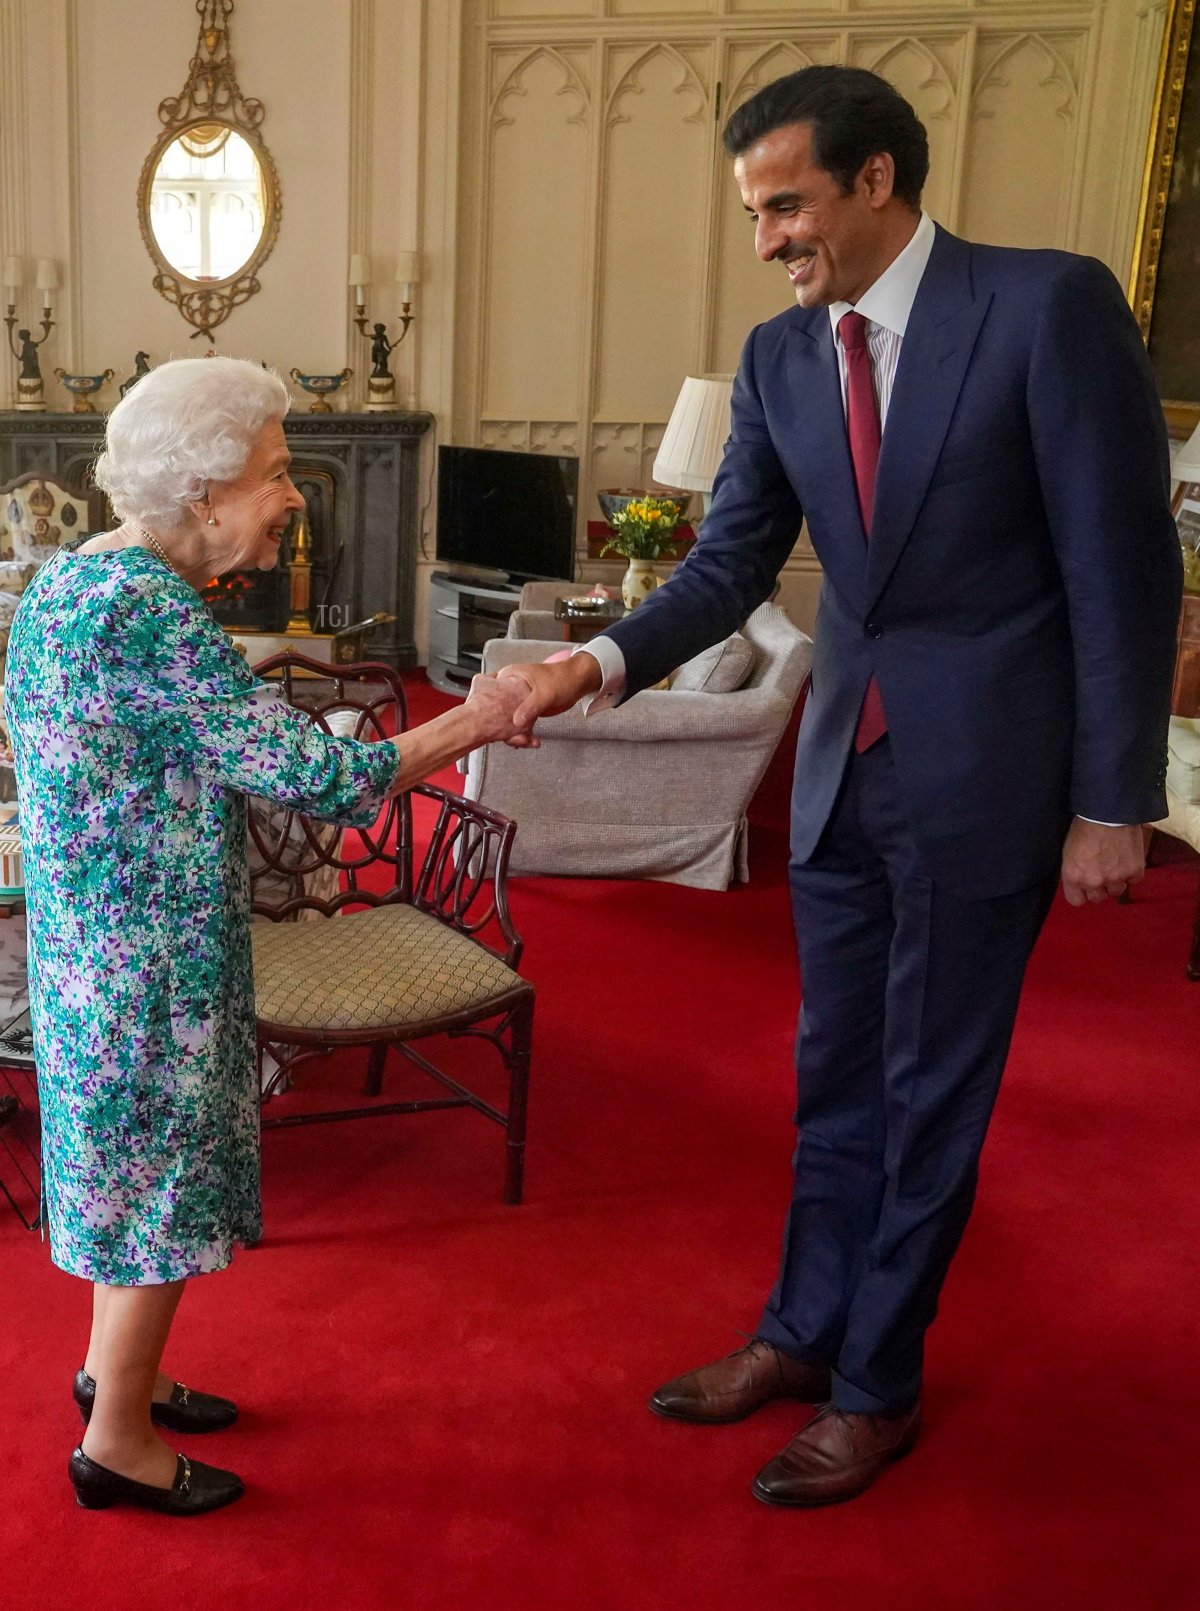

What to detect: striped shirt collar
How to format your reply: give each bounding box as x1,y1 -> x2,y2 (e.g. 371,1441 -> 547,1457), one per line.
827,210 -> 936,343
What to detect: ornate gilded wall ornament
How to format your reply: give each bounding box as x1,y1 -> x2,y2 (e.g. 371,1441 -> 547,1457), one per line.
1129,0 -> 1199,432
137,0 -> 282,339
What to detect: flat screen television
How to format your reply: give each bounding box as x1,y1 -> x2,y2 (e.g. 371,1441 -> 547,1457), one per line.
436,444 -> 578,583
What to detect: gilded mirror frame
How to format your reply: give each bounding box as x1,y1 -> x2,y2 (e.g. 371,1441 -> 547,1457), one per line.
137,0 -> 282,340
1129,0 -> 1199,433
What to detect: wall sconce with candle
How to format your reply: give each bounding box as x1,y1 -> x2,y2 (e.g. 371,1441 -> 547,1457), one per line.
4,257 -> 58,412
350,251 -> 419,411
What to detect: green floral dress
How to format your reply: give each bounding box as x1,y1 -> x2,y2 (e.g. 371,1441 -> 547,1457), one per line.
4,544 -> 400,1284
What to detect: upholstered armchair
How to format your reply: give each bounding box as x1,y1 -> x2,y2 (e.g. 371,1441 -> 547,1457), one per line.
461,602 -> 812,891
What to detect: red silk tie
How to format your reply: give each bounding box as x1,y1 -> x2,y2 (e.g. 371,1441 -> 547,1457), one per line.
838,310 -> 887,753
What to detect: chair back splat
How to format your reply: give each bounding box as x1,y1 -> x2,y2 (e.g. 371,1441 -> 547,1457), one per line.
249,652 -> 413,917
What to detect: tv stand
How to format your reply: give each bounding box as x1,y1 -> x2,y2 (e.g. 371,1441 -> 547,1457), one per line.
427,570 -> 523,696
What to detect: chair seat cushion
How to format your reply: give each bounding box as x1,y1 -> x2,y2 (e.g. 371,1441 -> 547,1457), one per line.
253,902 -> 523,1033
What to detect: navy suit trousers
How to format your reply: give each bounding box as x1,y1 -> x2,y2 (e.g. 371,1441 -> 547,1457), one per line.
757,739 -> 1057,1415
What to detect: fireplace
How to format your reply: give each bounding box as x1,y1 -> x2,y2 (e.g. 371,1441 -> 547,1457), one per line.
0,410 -> 433,665
201,559 -> 289,630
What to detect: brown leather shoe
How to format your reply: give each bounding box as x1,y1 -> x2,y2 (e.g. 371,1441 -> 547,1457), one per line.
649,1339 -> 832,1425
752,1401 -> 921,1506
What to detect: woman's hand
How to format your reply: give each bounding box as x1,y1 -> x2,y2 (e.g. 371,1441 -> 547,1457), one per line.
385,674 -> 540,796
464,673 -> 541,749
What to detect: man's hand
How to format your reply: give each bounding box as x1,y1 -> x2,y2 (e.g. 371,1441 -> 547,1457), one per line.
495,655 -> 603,749
462,672 -> 539,748
1060,818 -> 1145,906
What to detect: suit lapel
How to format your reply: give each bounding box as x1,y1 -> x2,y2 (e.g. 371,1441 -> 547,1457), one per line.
868,229 -> 992,606
785,311 -> 868,609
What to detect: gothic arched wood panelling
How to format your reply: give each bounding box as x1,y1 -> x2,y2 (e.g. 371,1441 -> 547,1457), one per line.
482,47 -> 593,421
595,43 -> 714,419
960,32 -> 1087,248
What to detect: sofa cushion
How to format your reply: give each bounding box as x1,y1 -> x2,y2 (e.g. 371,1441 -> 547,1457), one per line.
1167,716 -> 1200,804
671,631 -> 755,694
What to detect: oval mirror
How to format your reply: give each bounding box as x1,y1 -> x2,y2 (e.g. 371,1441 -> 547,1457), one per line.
137,3 -> 281,340
148,123 -> 266,283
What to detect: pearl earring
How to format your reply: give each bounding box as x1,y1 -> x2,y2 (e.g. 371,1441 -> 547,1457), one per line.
207,516 -> 217,526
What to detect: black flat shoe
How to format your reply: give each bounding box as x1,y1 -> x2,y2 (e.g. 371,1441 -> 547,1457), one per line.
68,1447 -> 244,1515
73,1369 -> 238,1433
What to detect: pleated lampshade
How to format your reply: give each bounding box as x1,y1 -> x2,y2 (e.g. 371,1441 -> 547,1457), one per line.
653,374 -> 734,492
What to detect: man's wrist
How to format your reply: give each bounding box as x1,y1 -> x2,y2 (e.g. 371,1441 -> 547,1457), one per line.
566,650 -> 604,699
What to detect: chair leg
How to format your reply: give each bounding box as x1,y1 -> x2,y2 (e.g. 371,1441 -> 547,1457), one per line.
1189,874 -> 1200,982
363,1042 -> 388,1095
502,996 -> 534,1206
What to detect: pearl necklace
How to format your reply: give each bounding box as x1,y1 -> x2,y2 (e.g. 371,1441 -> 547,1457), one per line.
135,526 -> 175,573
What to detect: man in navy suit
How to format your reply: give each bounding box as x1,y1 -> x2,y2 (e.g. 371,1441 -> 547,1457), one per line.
499,66 -> 1181,1505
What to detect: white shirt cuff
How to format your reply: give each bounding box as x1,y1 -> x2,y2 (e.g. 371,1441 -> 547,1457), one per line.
572,637 -> 626,714
1077,817 -> 1130,828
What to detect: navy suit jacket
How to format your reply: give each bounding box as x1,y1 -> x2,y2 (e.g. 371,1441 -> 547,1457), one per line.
602,226 -> 1182,898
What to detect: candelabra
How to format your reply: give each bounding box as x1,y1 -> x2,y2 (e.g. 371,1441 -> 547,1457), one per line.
349,251 -> 419,411
4,257 -> 59,412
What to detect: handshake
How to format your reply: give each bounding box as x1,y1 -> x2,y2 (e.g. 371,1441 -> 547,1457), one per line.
462,654 -> 605,750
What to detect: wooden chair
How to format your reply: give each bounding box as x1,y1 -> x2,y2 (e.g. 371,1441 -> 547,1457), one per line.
248,652 -> 534,1204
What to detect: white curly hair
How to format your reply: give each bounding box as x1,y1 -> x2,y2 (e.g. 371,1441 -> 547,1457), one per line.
94,356 -> 291,529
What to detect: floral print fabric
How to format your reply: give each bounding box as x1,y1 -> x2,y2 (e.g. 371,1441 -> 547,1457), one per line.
4,545 -> 399,1284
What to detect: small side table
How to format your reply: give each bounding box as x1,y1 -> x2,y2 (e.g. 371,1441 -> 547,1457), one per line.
552,597 -> 626,643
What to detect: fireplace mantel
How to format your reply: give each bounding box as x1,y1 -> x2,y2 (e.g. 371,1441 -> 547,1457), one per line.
0,410 -> 433,667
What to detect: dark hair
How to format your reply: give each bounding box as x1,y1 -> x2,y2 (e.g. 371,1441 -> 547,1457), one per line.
723,65 -> 929,209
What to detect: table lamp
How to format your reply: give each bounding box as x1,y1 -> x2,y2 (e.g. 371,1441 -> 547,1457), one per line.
652,373 -> 734,518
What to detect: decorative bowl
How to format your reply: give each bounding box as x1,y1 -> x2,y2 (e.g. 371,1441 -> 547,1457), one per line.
53,368 -> 114,414
597,487 -> 692,526
289,367 -> 352,413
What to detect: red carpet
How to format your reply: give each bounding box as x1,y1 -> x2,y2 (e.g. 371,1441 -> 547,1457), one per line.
2,675 -> 1198,1610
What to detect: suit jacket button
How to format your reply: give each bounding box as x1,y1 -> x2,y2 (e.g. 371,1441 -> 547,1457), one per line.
865,621 -> 883,639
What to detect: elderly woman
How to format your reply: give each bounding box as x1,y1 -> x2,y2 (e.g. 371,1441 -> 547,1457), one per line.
4,357 -> 528,1517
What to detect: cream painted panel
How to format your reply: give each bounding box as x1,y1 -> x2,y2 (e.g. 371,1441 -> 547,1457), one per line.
483,48 -> 590,418
590,421 -> 668,508
711,37 -> 840,374
591,422 -> 646,505
960,32 -> 1086,249
609,0 -> 717,13
727,0 -> 839,10
490,0 -> 596,14
595,43 -> 713,418
850,35 -> 966,228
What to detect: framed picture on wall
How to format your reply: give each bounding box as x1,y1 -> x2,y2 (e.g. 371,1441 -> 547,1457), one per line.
1130,0 -> 1200,435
